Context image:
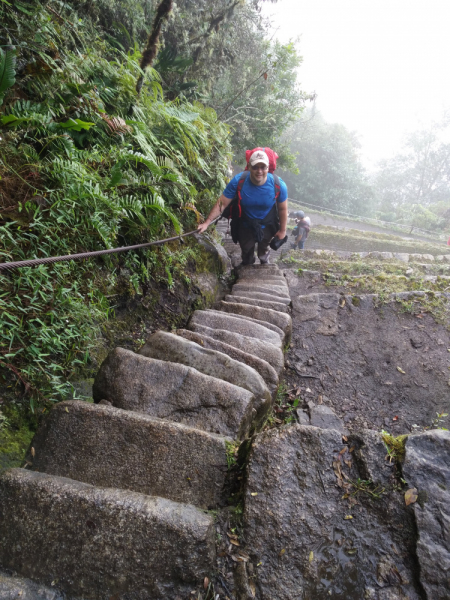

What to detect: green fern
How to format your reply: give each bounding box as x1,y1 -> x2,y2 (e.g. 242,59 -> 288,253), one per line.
0,47 -> 16,106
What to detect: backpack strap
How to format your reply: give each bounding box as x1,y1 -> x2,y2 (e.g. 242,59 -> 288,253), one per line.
272,173 -> 281,201
236,171 -> 250,218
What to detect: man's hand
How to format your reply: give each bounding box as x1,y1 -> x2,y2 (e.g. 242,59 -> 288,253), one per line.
274,229 -> 287,239
197,221 -> 210,234
197,195 -> 231,234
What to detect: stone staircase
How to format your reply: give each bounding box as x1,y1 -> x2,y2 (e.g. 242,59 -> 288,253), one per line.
2,222 -> 450,600
0,264 -> 292,599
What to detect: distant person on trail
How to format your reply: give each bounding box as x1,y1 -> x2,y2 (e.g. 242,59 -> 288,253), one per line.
197,149 -> 288,265
291,210 -> 311,250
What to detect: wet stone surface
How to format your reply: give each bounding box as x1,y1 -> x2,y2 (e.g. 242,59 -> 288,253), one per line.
0,469 -> 215,600
240,425 -> 422,600
28,400 -> 231,509
93,347 -> 255,439
403,430 -> 450,600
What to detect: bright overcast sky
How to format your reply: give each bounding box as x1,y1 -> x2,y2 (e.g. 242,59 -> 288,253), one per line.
262,0 -> 450,170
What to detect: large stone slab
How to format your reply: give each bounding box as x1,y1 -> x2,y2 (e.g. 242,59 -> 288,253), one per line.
403,430 -> 450,600
190,310 -> 283,348
176,329 -> 279,392
240,425 -> 421,600
93,348 -> 254,439
225,294 -> 289,313
232,282 -> 290,299
292,293 -> 340,335
139,331 -> 271,419
230,288 -> 291,306
188,323 -> 284,373
28,400 -> 231,509
0,469 -> 215,600
218,301 -> 292,341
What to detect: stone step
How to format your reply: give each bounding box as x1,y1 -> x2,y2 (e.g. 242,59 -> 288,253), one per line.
237,264 -> 281,273
230,288 -> 291,306
190,309 -> 283,348
176,329 -> 279,393
218,301 -> 292,341
93,348 -> 255,440
225,294 -> 289,313
139,331 -> 271,421
28,400 -> 231,510
188,323 -> 285,374
0,571 -> 62,600
237,271 -> 287,283
237,275 -> 288,288
232,282 -> 290,299
0,469 -> 215,599
238,269 -> 286,278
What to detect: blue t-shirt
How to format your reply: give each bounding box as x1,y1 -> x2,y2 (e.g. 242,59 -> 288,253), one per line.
223,172 -> 288,220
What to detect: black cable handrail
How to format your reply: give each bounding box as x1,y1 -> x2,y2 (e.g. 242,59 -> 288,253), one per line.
0,217 -> 221,272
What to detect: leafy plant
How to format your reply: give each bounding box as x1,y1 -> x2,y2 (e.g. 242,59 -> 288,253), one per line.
431,411 -> 448,430
0,0 -> 231,408
381,430 -> 408,463
0,46 -> 15,106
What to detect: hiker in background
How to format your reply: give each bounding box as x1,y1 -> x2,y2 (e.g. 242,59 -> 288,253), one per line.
291,210 -> 311,250
197,148 -> 288,265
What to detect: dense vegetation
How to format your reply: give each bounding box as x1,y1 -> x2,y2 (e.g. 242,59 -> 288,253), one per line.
0,0 -> 305,413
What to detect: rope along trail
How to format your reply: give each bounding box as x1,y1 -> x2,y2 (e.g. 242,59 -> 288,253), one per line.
0,217 -> 221,272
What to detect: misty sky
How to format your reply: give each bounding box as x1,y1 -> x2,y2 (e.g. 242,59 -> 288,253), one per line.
263,0 -> 450,170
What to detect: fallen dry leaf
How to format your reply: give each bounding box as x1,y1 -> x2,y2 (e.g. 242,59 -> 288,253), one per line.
204,577 -> 209,589
279,548 -> 286,557
309,551 -> 314,562
339,447 -> 348,455
344,459 -> 352,468
339,298 -> 346,307
344,515 -> 353,520
342,435 -> 348,442
397,367 -> 406,374
405,488 -> 418,506
30,447 -> 35,458
250,492 -> 258,496
230,539 -> 240,546
349,446 -> 355,453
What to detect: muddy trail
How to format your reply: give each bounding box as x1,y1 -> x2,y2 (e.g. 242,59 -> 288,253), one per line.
284,267 -> 450,434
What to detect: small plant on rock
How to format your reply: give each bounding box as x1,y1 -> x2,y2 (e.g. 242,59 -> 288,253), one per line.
381,430 -> 408,463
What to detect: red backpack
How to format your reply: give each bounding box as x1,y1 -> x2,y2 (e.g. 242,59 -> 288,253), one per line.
245,147 -> 279,173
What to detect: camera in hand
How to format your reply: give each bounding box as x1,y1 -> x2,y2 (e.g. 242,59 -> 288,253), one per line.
269,235 -> 288,251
